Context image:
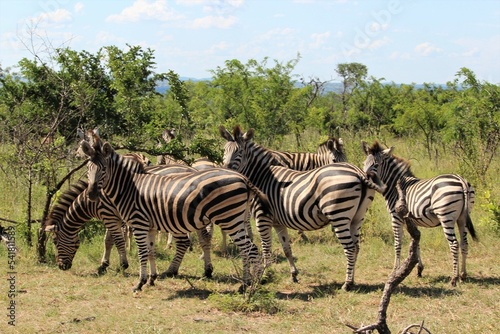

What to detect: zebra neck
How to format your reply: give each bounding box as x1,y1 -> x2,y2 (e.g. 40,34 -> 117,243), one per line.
103,152 -> 139,201
240,142 -> 276,188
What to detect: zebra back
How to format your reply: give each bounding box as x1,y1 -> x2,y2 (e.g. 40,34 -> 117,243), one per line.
220,126 -> 346,171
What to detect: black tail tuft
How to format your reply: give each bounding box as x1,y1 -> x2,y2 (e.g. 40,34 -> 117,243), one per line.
466,214 -> 478,241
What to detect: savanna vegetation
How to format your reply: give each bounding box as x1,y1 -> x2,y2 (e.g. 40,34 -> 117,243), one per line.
0,43 -> 499,333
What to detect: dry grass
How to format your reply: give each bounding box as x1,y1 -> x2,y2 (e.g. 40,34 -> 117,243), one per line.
2,137 -> 499,333
2,224 -> 499,334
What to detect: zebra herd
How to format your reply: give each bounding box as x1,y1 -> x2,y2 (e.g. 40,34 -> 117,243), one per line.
45,125 -> 477,292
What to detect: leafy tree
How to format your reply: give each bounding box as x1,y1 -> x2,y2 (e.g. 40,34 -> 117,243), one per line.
335,62 -> 368,122
104,44 -> 166,142
210,55 -> 305,145
444,68 -> 500,184
393,83 -> 448,161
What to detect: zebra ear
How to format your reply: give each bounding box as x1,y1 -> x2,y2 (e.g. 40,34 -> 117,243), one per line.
93,128 -> 100,136
102,142 -> 114,158
243,128 -> 254,142
219,126 -> 234,142
383,147 -> 394,155
330,137 -> 344,152
362,141 -> 371,155
80,140 -> 95,158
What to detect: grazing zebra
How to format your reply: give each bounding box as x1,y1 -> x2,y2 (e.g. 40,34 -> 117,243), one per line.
220,125 -> 386,291
79,137 -> 266,292
362,141 -> 477,286
45,179 -> 130,273
44,156 -> 216,279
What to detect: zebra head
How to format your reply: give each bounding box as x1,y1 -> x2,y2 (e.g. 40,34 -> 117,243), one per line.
80,139 -> 113,202
219,125 -> 242,170
319,137 -> 347,163
362,141 -> 394,175
44,223 -> 80,270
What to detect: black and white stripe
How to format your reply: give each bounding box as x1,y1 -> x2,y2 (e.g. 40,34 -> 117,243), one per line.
80,137 -> 265,292
362,141 -> 477,286
45,156 -> 217,280
221,126 -> 385,291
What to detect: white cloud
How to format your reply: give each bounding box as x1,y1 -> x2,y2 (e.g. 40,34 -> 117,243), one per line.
415,42 -> 443,56
367,36 -> 390,50
74,3 -> 84,14
106,0 -> 183,23
309,31 -> 330,48
191,15 -> 237,29
36,8 -> 72,23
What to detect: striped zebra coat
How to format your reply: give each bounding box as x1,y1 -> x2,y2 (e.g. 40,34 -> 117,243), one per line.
221,126 -> 386,291
80,138 -> 266,292
362,141 -> 477,286
44,161 -> 216,280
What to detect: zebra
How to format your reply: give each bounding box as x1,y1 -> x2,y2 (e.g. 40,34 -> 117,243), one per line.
156,128 -> 185,165
221,127 -> 347,241
79,136 -> 266,292
220,125 -> 386,291
362,141 -> 477,286
44,161 -> 217,281
155,131 -> 235,253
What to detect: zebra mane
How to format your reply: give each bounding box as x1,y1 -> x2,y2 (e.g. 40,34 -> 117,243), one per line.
108,148 -> 146,174
47,179 -> 88,226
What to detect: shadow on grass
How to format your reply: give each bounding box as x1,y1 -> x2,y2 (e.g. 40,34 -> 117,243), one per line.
465,275 -> 500,286
274,279 -> 460,301
426,274 -> 500,287
162,287 -> 213,301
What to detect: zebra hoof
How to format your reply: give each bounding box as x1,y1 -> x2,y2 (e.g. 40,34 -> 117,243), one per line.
97,265 -> 108,275
450,277 -> 458,287
148,274 -> 158,286
158,270 -> 178,279
342,281 -> 354,291
238,284 -> 248,294
133,281 -> 145,292
417,264 -> 424,277
204,265 -> 213,279
120,262 -> 129,271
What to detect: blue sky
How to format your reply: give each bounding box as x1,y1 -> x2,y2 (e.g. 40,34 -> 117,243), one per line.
1,0 -> 499,84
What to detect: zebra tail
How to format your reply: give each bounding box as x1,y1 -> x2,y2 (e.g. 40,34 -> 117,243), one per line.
245,179 -> 272,215
459,175 -> 478,242
466,213 -> 478,241
364,171 -> 387,194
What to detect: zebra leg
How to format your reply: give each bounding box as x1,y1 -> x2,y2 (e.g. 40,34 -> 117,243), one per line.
443,228 -> 460,287
132,227 -> 150,291
273,225 -> 299,283
331,223 -> 357,291
165,232 -> 173,250
255,217 -> 273,266
458,218 -> 469,282
98,228 -> 113,275
158,235 -> 191,279
391,216 -> 405,270
188,232 -> 194,252
416,243 -> 424,277
126,226 -> 134,254
224,225 -> 261,293
220,229 -> 228,255
196,227 -> 214,278
147,228 -> 158,286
